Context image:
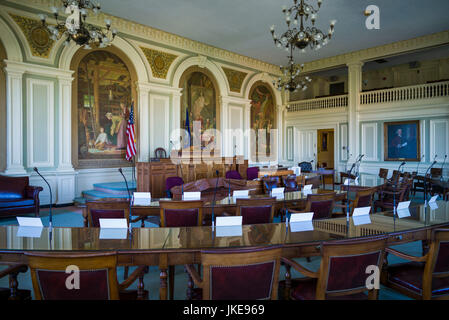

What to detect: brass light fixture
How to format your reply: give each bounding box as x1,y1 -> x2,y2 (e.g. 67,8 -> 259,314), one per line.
273,49 -> 311,92
38,0 -> 117,49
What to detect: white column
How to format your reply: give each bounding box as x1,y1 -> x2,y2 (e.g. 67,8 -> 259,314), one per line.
276,104 -> 284,164
57,75 -> 74,172
4,66 -> 26,175
171,89 -> 182,153
244,101 -> 251,161
347,61 -> 364,162
220,96 -> 229,157
137,82 -> 150,162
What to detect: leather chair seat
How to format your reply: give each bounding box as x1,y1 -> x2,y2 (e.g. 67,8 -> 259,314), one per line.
386,262 -> 449,297
289,278 -> 368,300
0,199 -> 35,208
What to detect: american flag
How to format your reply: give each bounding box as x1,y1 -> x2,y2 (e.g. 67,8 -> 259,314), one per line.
125,102 -> 137,161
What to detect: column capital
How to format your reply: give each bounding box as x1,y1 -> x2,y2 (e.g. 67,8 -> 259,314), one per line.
346,60 -> 365,69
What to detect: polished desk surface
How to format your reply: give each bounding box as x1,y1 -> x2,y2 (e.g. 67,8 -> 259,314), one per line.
1,201 -> 448,253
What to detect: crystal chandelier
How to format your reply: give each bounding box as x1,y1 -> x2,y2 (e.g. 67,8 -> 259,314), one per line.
270,0 -> 336,52
273,51 -> 311,92
38,0 -> 117,49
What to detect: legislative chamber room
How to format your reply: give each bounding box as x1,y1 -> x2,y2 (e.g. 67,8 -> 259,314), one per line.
0,0 -> 449,311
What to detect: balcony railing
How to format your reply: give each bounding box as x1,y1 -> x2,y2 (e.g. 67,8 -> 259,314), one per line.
360,81 -> 449,105
287,94 -> 348,112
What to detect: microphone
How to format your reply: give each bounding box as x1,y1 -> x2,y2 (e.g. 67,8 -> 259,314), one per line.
398,161 -> 406,172
118,168 -> 132,232
211,170 -> 220,228
416,154 -> 425,175
33,167 -> 53,229
424,160 -> 437,206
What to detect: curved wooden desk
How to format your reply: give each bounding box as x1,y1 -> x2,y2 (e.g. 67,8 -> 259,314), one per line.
1,201 -> 449,300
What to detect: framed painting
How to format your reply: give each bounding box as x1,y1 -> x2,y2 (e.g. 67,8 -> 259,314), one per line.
384,120 -> 420,161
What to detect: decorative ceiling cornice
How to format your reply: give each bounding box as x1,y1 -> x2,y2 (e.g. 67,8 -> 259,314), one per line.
8,13 -> 56,58
140,46 -> 177,79
222,67 -> 248,93
8,0 -> 282,76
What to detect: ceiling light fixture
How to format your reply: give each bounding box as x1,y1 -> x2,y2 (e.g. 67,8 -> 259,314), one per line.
38,0 -> 117,49
273,49 -> 312,92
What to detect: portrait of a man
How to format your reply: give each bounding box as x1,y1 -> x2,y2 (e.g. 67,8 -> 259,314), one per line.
384,121 -> 420,161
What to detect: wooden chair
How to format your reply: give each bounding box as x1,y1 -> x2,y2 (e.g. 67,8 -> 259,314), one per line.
26,251 -> 147,300
262,176 -> 281,194
281,235 -> 388,300
165,176 -> 184,198
298,161 -> 313,173
154,147 -> 167,159
0,264 -> 30,300
305,175 -> 322,189
282,174 -> 300,192
159,200 -> 204,300
225,170 -> 242,180
374,180 -> 413,212
378,168 -> 389,182
246,167 -> 259,180
185,246 -> 282,300
381,228 -> 449,300
289,192 -> 336,220
235,198 -> 276,225
334,187 -> 377,216
86,200 -> 130,228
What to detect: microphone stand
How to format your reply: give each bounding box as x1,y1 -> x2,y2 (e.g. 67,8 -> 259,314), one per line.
33,168 -> 52,230
211,170 -> 220,230
119,168 -> 133,235
393,162 -> 406,216
424,161 -> 437,207
345,159 -> 357,223
441,155 -> 447,181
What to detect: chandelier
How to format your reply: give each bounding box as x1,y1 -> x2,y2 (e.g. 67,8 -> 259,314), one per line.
273,51 -> 311,92
38,0 -> 117,49
270,0 -> 336,52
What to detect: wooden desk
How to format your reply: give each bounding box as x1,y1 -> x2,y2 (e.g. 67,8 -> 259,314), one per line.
1,201 -> 449,300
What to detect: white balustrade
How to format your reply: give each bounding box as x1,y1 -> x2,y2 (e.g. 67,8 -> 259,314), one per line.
287,94 -> 348,112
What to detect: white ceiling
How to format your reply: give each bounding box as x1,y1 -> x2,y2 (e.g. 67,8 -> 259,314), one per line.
100,0 -> 449,67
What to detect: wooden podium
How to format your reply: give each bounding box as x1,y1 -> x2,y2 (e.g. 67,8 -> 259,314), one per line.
137,148 -> 248,198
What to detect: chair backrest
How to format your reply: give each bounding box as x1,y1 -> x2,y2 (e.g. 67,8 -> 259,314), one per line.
246,167 -> 260,180
352,187 -> 377,214
0,175 -> 29,199
236,198 -> 275,225
26,252 -> 119,300
154,147 -> 167,159
316,235 -> 387,299
431,168 -> 443,179
298,161 -> 313,173
225,170 -> 242,180
159,200 -> 203,227
398,180 -> 413,202
86,200 -> 130,228
262,176 -> 280,194
282,175 -> 299,192
305,175 -> 322,189
165,176 -> 184,198
200,246 -> 282,300
305,192 -> 336,220
378,168 -> 389,179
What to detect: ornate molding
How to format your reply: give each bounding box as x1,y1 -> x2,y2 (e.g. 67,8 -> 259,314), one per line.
8,13 -> 55,58
222,67 -> 248,93
140,46 -> 177,79
9,0 -> 282,76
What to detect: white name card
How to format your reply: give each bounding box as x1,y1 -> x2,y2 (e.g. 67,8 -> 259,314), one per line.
352,206 -> 371,217
133,192 -> 151,206
216,216 -> 242,226
290,221 -> 314,232
429,201 -> 439,211
183,192 -> 201,200
16,226 -> 43,238
344,179 -> 351,186
354,177 -> 359,186
99,228 -> 128,239
215,216 -> 242,237
397,208 -> 411,218
289,212 -> 314,222
99,218 -> 128,229
291,166 -> 301,176
303,184 -> 313,191
271,187 -> 285,195
17,217 -> 43,227
233,190 -> 249,199
397,201 -> 411,210
353,215 -> 372,226
429,195 -> 438,203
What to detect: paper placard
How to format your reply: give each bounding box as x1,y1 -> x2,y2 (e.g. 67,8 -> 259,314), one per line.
429,201 -> 439,210
290,212 -> 314,222
99,218 -> 128,229
17,217 -> 43,227
344,179 -> 350,186
397,208 -> 411,218
353,215 -> 372,226
303,184 -> 313,190
397,201 -> 411,210
16,226 -> 43,238
183,192 -> 201,200
99,228 -> 128,239
274,194 -> 284,200
352,206 -> 371,217
291,166 -> 301,176
354,177 -> 359,186
216,216 -> 242,227
215,225 -> 243,237
271,187 -> 285,195
133,192 -> 151,206
233,190 -> 249,199
290,221 -> 314,232
302,189 -> 313,196
429,195 -> 438,203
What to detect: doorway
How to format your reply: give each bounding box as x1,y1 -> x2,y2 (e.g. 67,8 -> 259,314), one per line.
317,129 -> 334,169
